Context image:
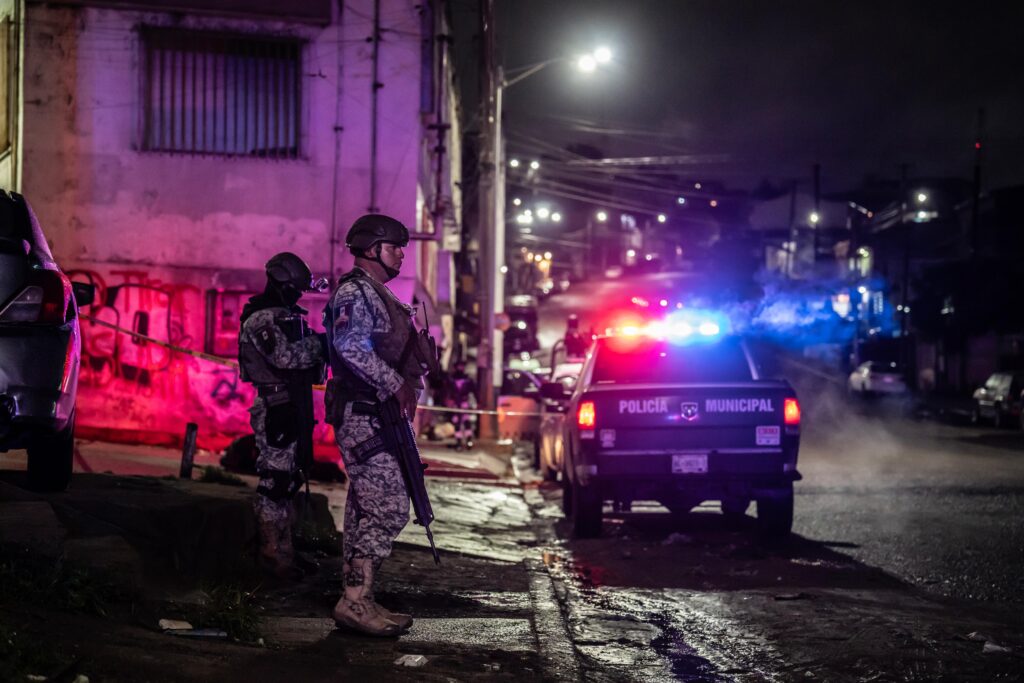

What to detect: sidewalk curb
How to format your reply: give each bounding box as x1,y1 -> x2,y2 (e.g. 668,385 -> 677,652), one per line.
521,485 -> 581,682
525,558 -> 581,682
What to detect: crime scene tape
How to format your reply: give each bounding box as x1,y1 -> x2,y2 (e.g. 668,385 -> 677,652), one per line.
80,315 -> 544,417
82,315 -> 240,368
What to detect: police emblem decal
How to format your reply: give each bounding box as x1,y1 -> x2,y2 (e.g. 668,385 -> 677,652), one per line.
681,402 -> 699,421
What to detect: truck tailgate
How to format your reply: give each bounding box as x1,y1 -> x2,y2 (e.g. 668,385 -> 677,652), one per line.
584,382 -> 793,452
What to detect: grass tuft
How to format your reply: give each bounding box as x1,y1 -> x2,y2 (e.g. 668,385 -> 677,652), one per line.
187,583 -> 262,642
197,466 -> 247,487
0,548 -> 125,617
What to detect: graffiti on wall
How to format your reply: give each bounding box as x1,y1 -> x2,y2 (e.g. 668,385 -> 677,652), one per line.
68,268 -> 337,454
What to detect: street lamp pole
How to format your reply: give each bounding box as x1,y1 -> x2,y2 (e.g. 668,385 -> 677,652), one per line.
476,41 -> 612,434
475,0 -> 504,437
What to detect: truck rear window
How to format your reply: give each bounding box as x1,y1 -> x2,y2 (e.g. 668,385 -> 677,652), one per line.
592,337 -> 753,384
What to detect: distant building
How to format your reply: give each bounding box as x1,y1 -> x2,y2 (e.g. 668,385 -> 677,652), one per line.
5,0 -> 463,448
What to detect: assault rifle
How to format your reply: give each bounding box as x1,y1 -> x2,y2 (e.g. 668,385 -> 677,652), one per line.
379,396 -> 440,565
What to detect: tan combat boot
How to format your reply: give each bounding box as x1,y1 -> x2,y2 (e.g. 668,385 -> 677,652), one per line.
341,560 -> 413,631
333,558 -> 402,637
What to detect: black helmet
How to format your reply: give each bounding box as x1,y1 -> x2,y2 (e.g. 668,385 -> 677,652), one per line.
346,214 -> 410,252
265,252 -> 315,292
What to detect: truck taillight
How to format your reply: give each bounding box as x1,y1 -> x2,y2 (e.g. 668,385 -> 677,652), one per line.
0,269 -> 70,324
578,401 -> 596,429
784,398 -> 801,425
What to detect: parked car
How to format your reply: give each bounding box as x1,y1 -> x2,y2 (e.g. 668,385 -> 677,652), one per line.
0,191 -> 94,491
503,295 -> 539,358
971,372 -> 1024,428
848,361 -> 908,397
497,368 -> 543,442
536,361 -> 583,481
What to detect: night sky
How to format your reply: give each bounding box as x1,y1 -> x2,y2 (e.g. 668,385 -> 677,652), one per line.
496,0 -> 1024,192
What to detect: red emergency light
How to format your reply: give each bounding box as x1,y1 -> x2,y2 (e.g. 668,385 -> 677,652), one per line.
578,400 -> 596,429
784,398 -> 801,425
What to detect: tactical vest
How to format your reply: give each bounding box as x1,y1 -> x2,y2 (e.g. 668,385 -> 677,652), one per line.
325,269 -> 424,400
239,306 -> 318,386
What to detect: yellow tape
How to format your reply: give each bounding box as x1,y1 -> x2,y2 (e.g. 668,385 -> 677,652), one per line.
81,315 -> 239,368
81,315 -> 543,416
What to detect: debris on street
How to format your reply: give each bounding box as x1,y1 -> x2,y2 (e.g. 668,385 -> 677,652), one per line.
394,654 -> 428,667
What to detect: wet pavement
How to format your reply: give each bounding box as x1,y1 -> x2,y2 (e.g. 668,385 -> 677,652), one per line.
3,411 -> 1024,681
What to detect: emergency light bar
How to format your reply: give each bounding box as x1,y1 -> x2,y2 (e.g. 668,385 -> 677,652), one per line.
606,309 -> 729,342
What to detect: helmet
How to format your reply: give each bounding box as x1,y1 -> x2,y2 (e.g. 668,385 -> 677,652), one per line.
346,214 -> 410,252
265,252 -> 315,292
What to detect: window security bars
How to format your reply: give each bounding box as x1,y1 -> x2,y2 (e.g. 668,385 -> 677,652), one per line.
141,28 -> 301,159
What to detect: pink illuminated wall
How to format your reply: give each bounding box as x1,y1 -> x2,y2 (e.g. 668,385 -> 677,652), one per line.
18,1 -> 461,453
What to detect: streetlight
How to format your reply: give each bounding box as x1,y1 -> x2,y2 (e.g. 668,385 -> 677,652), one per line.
577,54 -> 597,72
916,192 -> 928,203
551,212 -> 562,222
809,212 -> 820,224
529,160 -> 540,170
536,207 -> 550,220
477,43 -> 615,431
509,158 -> 520,168
596,210 -> 608,222
657,214 -> 667,223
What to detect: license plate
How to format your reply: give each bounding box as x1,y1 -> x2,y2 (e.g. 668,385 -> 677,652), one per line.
672,454 -> 708,474
756,425 -> 781,446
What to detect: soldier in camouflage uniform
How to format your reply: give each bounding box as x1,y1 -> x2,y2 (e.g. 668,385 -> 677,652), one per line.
238,252 -> 327,579
323,215 -> 423,637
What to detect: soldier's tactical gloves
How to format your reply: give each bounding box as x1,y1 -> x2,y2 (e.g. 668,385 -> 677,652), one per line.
396,383 -> 418,421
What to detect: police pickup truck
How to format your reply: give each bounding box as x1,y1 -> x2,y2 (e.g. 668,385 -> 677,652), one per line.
544,325 -> 801,538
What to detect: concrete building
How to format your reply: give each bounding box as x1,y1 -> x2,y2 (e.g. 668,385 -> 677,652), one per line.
4,0 -> 463,450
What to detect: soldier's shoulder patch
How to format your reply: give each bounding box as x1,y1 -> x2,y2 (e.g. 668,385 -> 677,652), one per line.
253,323 -> 277,354
333,303 -> 353,330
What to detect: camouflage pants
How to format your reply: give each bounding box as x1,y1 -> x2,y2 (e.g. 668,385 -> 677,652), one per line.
336,409 -> 410,568
249,397 -> 296,536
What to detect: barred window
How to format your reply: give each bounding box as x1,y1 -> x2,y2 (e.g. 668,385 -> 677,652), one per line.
141,28 -> 301,159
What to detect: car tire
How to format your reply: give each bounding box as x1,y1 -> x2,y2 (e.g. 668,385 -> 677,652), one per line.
970,403 -> 982,425
27,413 -> 75,493
541,445 -> 558,482
994,404 -> 1006,429
756,486 -> 793,537
570,479 -> 602,538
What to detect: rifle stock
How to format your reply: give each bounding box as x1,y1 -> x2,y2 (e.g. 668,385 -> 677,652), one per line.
380,397 -> 440,565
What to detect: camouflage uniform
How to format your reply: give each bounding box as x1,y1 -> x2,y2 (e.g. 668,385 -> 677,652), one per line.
239,307 -> 324,566
328,272 -> 417,572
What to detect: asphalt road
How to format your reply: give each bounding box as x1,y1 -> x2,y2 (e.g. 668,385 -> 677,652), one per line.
525,273 -> 1024,679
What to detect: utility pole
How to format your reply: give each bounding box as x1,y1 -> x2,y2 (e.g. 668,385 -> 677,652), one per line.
786,180 -> 797,277
475,0 -> 503,437
812,163 -> 821,270
970,107 -> 985,256
899,162 -> 912,385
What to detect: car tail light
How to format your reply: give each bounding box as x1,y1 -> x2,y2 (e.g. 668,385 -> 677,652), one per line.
0,269 -> 70,324
578,400 -> 596,429
784,398 -> 801,425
